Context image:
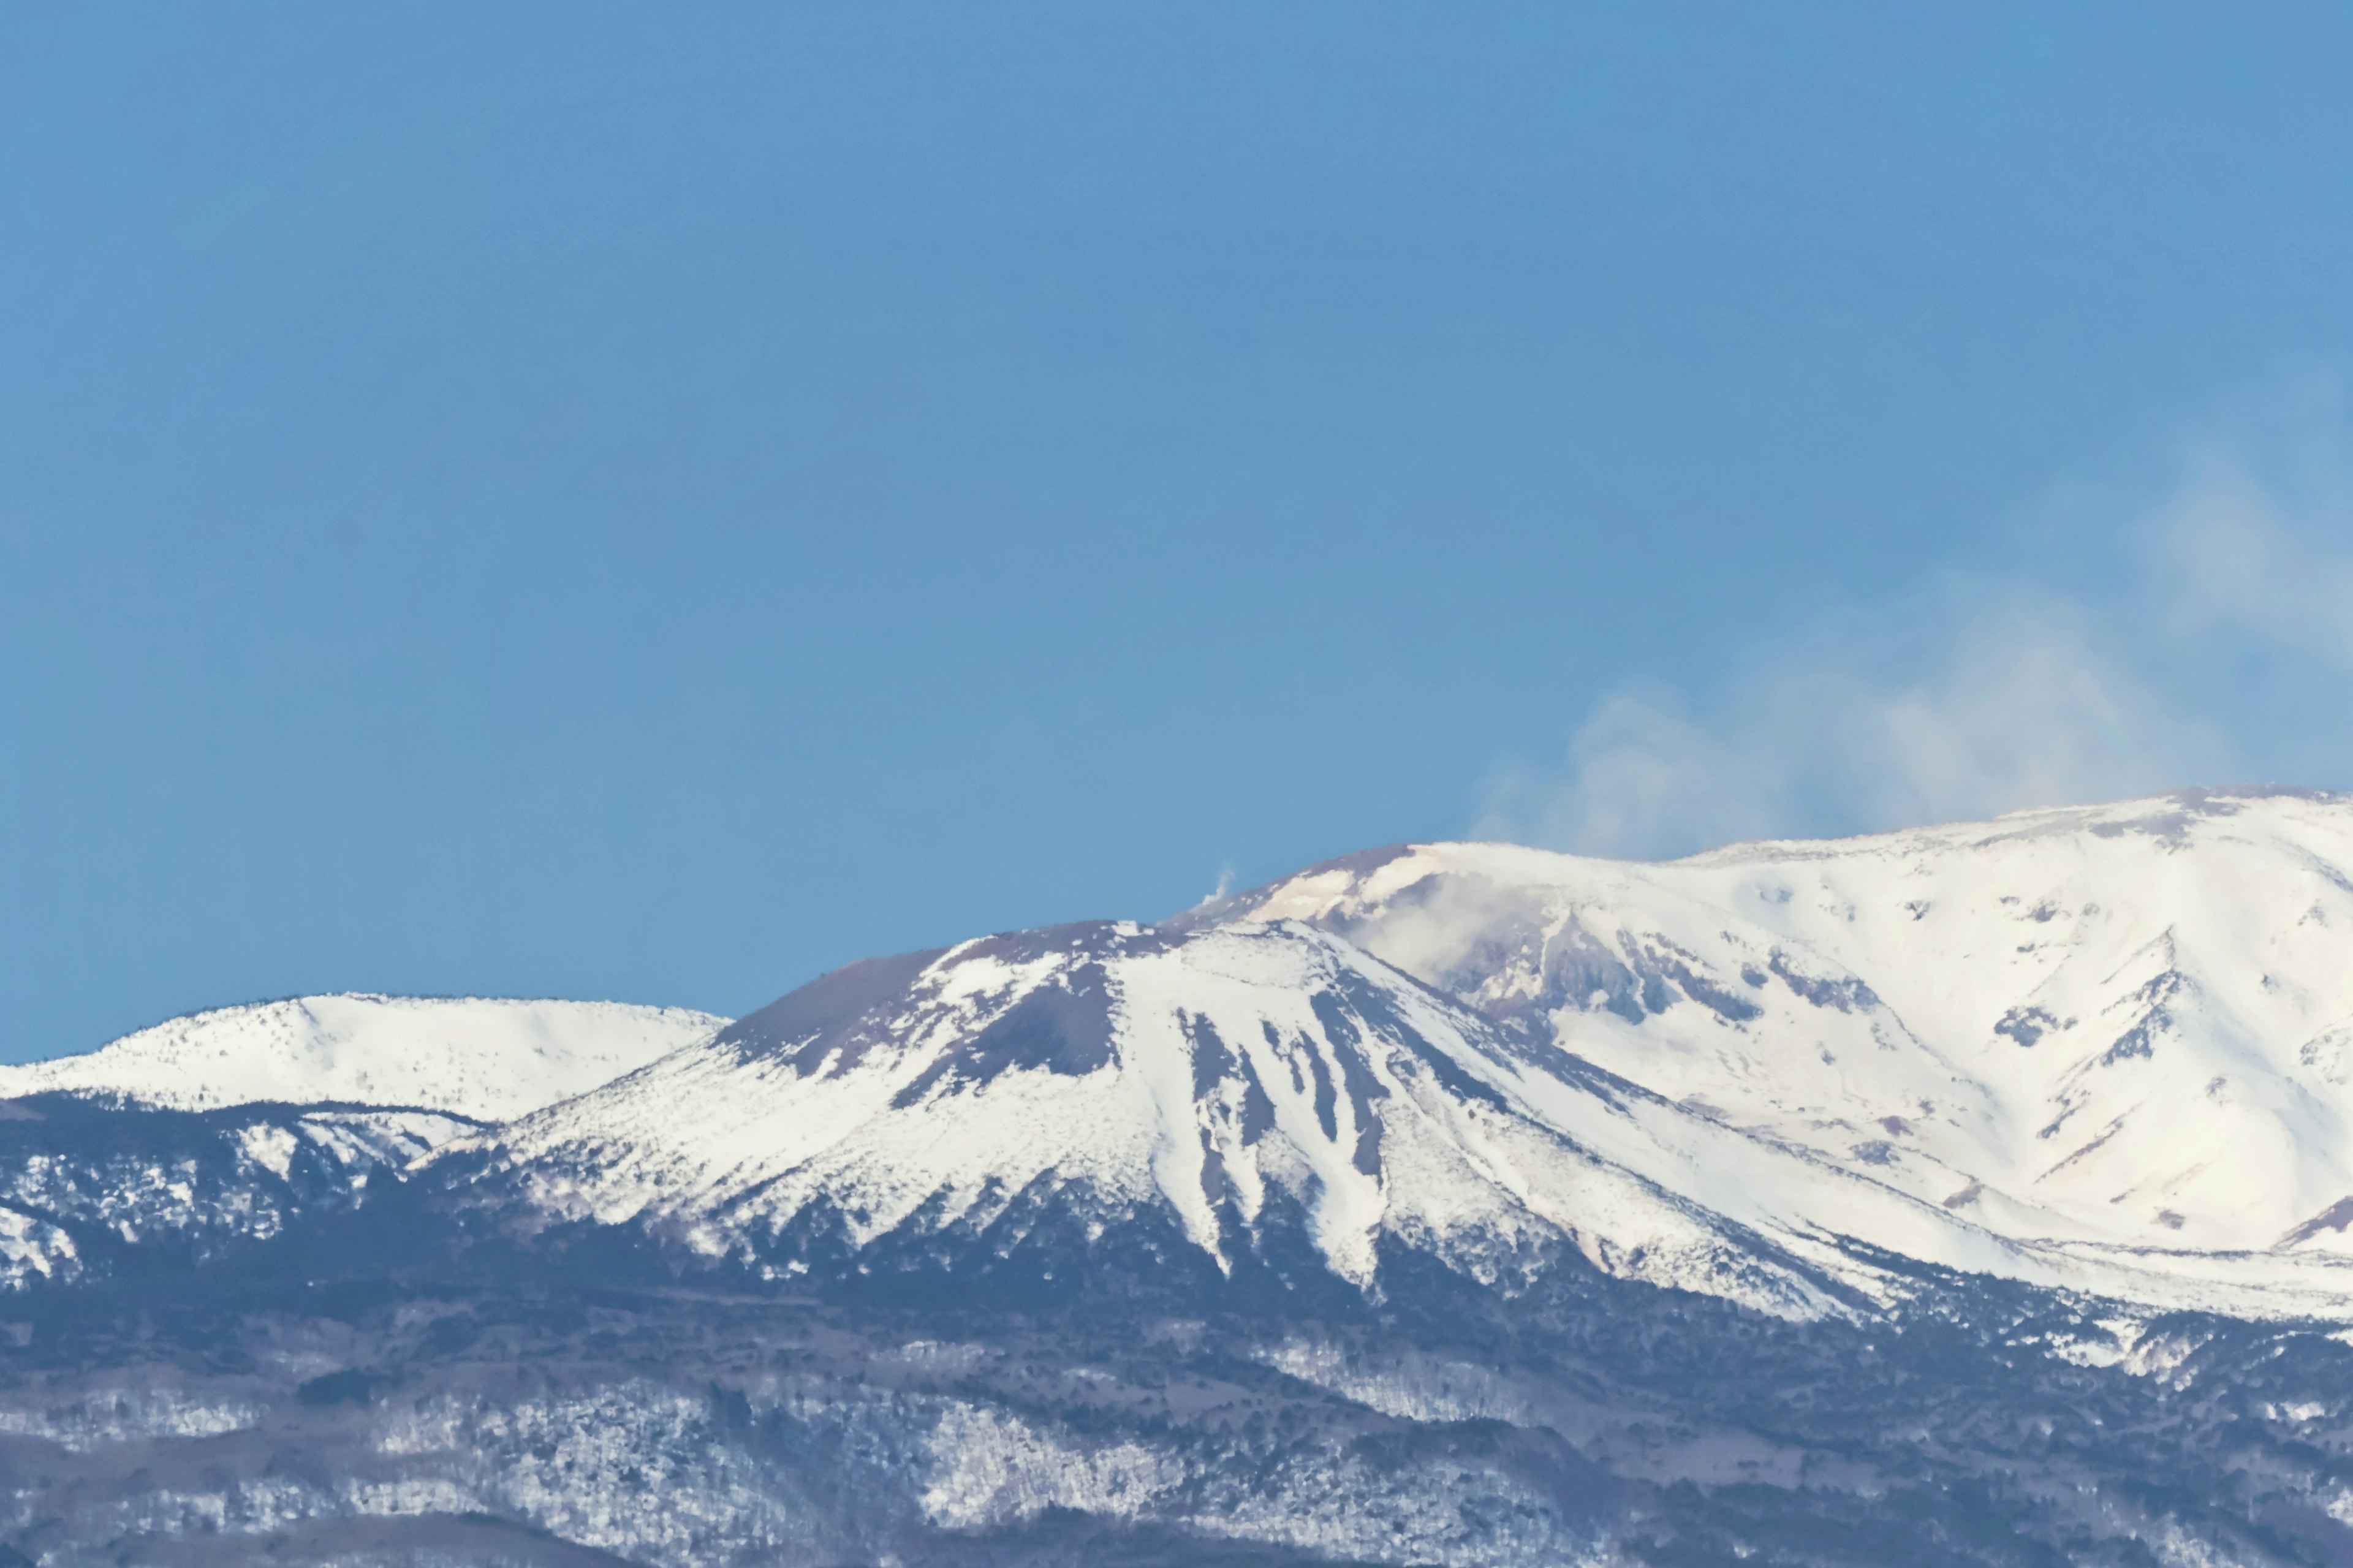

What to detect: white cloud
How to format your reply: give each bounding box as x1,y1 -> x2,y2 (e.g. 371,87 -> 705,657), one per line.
2148,445 -> 2353,668
1477,686 -> 1773,860
1866,593 -> 2224,828
1477,588 -> 2226,860
1479,384 -> 2353,861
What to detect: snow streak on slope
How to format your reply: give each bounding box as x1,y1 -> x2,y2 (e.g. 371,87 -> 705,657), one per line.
1214,787 -> 2353,1312
452,918 -> 2332,1319
0,996 -> 726,1123
459,922 -> 1850,1314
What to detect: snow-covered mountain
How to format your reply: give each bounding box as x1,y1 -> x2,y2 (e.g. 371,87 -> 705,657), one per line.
455,920 -> 1868,1316
0,994 -> 726,1121
26,793 -> 2353,1324
1211,786 -> 2353,1309
0,995 -> 725,1293
446,898 -> 2353,1320
23,791 -> 2353,1566
0,1097 -> 476,1290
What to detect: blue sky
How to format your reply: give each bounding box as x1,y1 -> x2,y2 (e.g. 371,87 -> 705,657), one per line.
7,5 -> 2353,1058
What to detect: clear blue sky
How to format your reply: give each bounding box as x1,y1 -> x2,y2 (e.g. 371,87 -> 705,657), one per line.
8,5 -> 2353,1058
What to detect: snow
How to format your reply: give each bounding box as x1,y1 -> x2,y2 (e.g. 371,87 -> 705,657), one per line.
29,786 -> 2353,1324
0,1387 -> 263,1452
0,1206 -> 78,1289
460,918 -> 2100,1318
464,922 -> 1719,1293
1221,787 -> 2353,1314
459,787 -> 2353,1319
0,994 -> 727,1123
919,1404 -> 1181,1528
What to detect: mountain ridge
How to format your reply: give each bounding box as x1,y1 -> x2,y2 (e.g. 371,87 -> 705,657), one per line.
15,789 -> 2353,1564
1212,787 -> 2353,1294
0,993 -> 727,1123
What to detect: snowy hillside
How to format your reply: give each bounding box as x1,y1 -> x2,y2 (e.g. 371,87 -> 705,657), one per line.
455,920 -> 1847,1314
1213,786 -> 2353,1307
0,1098 -> 476,1290
25,793 -> 2353,1566
448,912 -> 2353,1319
40,790 -> 2353,1322
0,994 -> 726,1122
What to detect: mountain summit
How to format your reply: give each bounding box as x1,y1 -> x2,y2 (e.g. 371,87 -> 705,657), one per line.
0,993 -> 725,1121
1218,787 -> 2353,1292
17,790 -> 2353,1566
432,788 -> 2353,1321
450,918 -> 1853,1315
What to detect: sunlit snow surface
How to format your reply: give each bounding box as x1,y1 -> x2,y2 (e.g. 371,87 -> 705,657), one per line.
433,787 -> 2353,1320
456,922 -> 1858,1316
18,789 -> 2353,1323
17,792 -> 2353,1565
0,994 -> 726,1121
1219,786 -> 2353,1314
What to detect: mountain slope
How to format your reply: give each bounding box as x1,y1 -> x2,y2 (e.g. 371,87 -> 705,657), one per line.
453,920 -> 1858,1313
1213,786 -> 2353,1306
0,994 -> 727,1122
0,998 -> 726,1288
0,1095 -> 476,1290
21,795 -> 2353,1564
444,915 -> 2341,1320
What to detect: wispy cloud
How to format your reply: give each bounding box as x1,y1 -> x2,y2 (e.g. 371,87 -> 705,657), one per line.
1477,379 -> 2353,860
2148,446 -> 2353,669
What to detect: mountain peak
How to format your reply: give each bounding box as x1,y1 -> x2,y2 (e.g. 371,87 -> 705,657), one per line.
1213,789 -> 2353,1305
0,994 -> 727,1123
450,918 -> 1865,1315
